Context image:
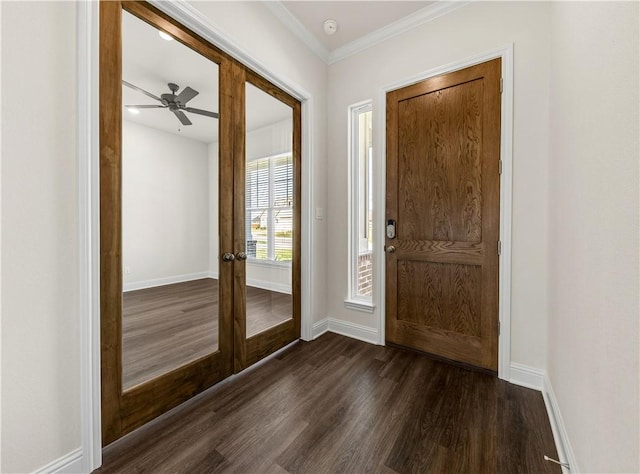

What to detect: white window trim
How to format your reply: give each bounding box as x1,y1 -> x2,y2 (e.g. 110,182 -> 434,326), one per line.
345,100 -> 375,313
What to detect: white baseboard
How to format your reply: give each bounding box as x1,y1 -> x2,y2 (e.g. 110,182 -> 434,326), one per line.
509,363 -> 577,473
312,317 -> 378,345
34,448 -> 83,474
312,318 -> 330,339
124,271 -> 291,295
246,278 -> 291,295
543,374 -> 579,474
509,362 -> 545,391
123,271 -> 211,292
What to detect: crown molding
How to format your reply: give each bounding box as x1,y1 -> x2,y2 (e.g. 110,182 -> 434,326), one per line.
262,1 -> 331,63
264,1 -> 471,65
328,1 -> 471,64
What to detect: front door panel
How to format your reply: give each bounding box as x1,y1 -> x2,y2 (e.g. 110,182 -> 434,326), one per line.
385,59 -> 501,371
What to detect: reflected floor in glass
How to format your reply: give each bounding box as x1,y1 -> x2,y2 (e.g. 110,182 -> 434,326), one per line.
122,278 -> 291,390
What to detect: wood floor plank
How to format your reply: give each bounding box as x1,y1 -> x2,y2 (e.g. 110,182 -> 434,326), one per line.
97,333 -> 561,474
122,278 -> 292,389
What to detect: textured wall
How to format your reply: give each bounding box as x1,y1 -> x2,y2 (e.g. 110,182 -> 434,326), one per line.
1,2 -> 80,472
547,2 -> 639,471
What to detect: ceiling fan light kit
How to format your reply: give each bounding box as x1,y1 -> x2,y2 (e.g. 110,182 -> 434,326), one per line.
123,80 -> 219,125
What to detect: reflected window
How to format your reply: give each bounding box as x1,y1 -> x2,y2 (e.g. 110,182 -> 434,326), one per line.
245,153 -> 293,263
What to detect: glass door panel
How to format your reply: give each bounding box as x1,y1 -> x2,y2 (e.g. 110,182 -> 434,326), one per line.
121,9 -> 221,390
244,82 -> 294,338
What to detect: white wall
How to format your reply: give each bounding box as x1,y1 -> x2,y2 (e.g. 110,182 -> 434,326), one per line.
122,120 -> 210,289
1,2 -> 80,472
547,2 -> 639,472
246,119 -> 292,161
327,2 -> 552,369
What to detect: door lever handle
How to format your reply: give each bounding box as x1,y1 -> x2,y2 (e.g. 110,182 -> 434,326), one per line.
222,252 -> 235,262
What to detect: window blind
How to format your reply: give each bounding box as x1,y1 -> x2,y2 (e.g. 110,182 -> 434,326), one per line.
245,154 -> 293,262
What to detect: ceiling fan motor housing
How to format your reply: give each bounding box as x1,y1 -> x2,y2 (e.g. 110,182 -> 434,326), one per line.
161,93 -> 178,110
123,80 -> 218,125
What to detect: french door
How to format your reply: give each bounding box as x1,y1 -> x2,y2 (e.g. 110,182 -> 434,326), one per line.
232,67 -> 302,371
100,1 -> 301,446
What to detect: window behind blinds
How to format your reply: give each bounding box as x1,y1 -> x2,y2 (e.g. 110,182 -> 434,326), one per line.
245,153 -> 293,263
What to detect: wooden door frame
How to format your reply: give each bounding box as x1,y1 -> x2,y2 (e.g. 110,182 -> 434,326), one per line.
78,1 -> 314,470
375,45 -> 514,381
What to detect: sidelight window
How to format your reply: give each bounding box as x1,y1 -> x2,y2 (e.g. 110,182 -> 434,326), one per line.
346,101 -> 374,311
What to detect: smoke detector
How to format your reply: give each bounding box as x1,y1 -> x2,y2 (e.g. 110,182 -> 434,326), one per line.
323,19 -> 338,35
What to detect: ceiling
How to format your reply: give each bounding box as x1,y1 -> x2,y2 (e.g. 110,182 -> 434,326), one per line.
281,1 -> 434,51
122,10 -> 291,144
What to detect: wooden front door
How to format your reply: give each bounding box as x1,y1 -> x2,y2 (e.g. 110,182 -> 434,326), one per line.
385,59 -> 501,371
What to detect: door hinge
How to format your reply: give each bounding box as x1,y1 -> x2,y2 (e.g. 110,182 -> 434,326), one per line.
500,77 -> 503,93
497,240 -> 502,256
499,160 -> 503,175
498,321 -> 501,336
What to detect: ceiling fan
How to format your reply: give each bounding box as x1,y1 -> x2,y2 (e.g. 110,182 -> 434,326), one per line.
123,80 -> 219,126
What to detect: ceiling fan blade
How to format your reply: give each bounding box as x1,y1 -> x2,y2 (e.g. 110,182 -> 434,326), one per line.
173,110 -> 192,126
175,86 -> 198,105
184,107 -> 219,119
122,80 -> 162,102
125,105 -> 166,109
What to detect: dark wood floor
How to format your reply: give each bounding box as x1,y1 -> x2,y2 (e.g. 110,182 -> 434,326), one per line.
123,278 -> 292,390
99,333 -> 560,474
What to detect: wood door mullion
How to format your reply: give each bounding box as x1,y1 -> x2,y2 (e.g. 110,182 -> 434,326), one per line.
385,91 -> 400,343
232,63 -> 247,372
99,0 -> 123,445
480,60 -> 501,369
218,58 -> 235,378
292,100 -> 302,338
